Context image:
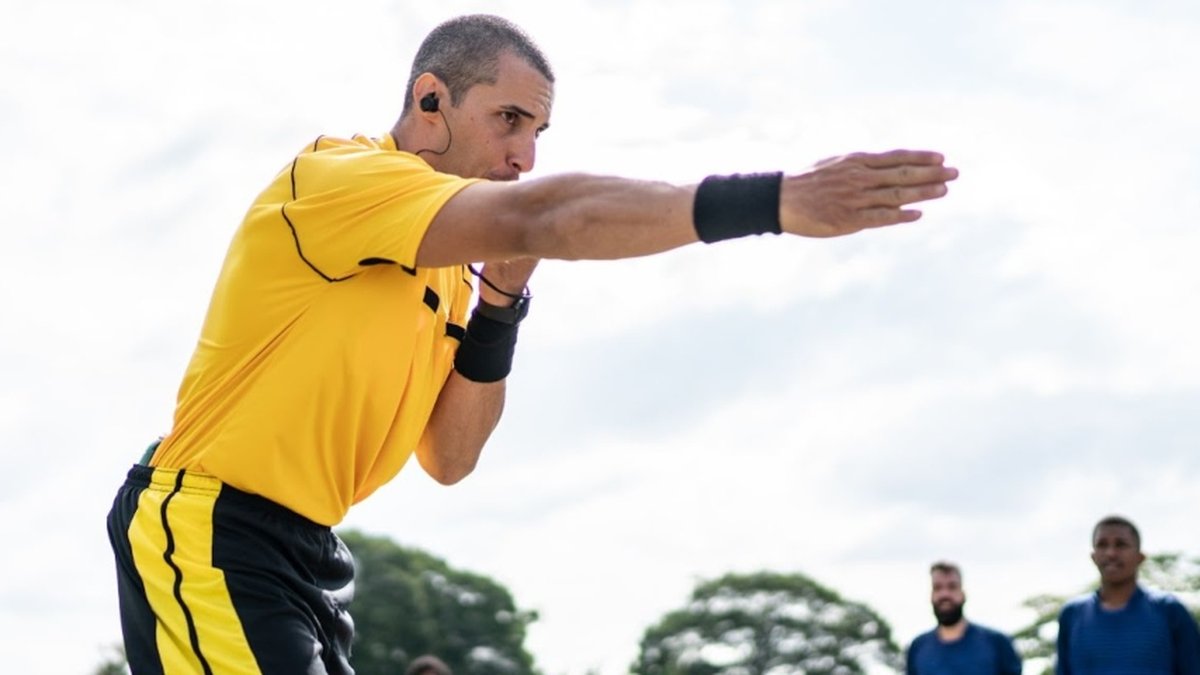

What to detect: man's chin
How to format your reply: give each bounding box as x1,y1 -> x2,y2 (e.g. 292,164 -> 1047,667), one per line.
1101,571 -> 1133,585
933,605 -> 964,626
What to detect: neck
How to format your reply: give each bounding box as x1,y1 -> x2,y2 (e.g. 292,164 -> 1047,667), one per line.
389,118 -> 419,154
936,619 -> 968,641
1099,580 -> 1138,609
390,116 -> 445,171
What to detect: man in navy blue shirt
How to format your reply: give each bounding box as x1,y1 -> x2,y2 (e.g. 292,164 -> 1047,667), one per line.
1056,515 -> 1200,675
907,561 -> 1022,675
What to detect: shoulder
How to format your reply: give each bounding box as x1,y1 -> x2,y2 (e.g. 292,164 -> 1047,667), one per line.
1141,586 -> 1180,605
1142,588 -> 1197,618
288,133 -> 473,194
909,629 -> 937,650
970,623 -> 1012,640
1060,593 -> 1095,614
1057,593 -> 1095,626
298,134 -> 427,167
968,624 -> 1018,654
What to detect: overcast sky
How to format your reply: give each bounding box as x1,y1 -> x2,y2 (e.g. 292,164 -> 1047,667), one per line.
3,0 -> 1198,673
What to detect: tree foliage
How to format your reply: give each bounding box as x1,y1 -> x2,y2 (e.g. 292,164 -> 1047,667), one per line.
1014,552 -> 1200,675
339,529 -> 539,675
633,571 -> 903,675
92,644 -> 128,675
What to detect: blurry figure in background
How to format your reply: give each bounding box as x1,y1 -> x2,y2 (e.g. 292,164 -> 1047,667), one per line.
405,654 -> 452,675
906,561 -> 1022,675
1055,515 -> 1200,675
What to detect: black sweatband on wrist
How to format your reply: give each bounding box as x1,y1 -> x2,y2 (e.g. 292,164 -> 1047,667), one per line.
692,172 -> 784,243
453,310 -> 519,383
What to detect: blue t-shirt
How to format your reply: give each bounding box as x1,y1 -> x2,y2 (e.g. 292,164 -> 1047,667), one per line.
907,623 -> 1022,675
1056,586 -> 1200,675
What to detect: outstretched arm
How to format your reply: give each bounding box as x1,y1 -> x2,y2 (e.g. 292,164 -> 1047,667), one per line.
415,149 -> 956,266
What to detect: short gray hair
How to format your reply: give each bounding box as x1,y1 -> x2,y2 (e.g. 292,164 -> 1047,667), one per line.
404,14 -> 554,114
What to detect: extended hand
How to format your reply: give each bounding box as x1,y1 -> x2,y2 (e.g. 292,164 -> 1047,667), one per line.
780,150 -> 958,237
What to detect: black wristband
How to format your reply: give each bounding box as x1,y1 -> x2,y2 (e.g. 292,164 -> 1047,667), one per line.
454,310 -> 519,383
473,296 -> 530,326
692,172 -> 783,243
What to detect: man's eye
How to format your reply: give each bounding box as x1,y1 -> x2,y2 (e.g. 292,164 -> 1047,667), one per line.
501,111 -> 517,125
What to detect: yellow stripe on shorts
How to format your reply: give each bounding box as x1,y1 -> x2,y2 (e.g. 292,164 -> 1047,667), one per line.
128,468 -> 261,674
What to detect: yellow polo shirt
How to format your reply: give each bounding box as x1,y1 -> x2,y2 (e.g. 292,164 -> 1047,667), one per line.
151,133 -> 479,525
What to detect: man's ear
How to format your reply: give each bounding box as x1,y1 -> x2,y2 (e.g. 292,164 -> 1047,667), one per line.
411,72 -> 445,116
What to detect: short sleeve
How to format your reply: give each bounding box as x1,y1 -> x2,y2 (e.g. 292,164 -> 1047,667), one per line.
996,631 -> 1022,675
280,137 -> 480,278
1163,597 -> 1200,675
905,636 -> 920,675
1055,604 -> 1074,675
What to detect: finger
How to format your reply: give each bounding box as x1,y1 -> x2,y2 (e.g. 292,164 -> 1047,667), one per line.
857,149 -> 946,168
864,183 -> 949,207
870,165 -> 959,187
856,207 -> 923,229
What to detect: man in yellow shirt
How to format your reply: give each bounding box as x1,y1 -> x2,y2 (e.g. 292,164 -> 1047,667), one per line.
107,13 -> 958,674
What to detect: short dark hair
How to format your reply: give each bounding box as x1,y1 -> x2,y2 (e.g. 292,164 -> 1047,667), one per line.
1092,514 -> 1141,550
405,655 -> 451,675
929,561 -> 962,579
404,14 -> 554,115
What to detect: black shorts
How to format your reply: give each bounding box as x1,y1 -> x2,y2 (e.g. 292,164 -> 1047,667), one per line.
107,464 -> 356,674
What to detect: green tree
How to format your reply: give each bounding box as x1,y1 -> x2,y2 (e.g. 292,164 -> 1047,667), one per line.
1014,552 -> 1200,675
633,571 -> 903,675
91,644 -> 127,675
339,529 -> 539,675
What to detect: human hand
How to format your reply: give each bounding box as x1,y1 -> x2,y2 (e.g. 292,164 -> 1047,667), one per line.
478,258 -> 539,307
780,150 -> 958,237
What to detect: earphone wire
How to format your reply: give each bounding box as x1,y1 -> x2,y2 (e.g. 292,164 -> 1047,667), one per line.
415,109 -> 453,157
467,264 -> 532,301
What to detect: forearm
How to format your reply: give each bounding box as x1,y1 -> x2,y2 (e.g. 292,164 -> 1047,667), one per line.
418,174 -> 697,267
516,175 -> 698,260
416,259 -> 532,484
416,372 -> 505,485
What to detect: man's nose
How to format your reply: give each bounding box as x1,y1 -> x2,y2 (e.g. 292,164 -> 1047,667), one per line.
508,138 -> 536,174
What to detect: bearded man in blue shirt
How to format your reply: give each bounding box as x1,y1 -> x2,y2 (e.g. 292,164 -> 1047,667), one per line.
907,561 -> 1022,675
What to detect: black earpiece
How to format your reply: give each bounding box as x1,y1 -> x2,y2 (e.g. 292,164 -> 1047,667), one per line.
415,92 -> 452,157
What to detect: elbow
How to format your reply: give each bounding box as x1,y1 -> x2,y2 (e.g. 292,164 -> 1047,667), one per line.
427,463 -> 475,486
419,449 -> 479,486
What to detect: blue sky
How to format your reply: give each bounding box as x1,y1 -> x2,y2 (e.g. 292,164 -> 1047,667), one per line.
2,0 -> 1198,673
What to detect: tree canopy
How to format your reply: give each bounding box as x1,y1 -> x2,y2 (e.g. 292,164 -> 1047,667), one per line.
339,529 -> 539,675
633,571 -> 903,675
